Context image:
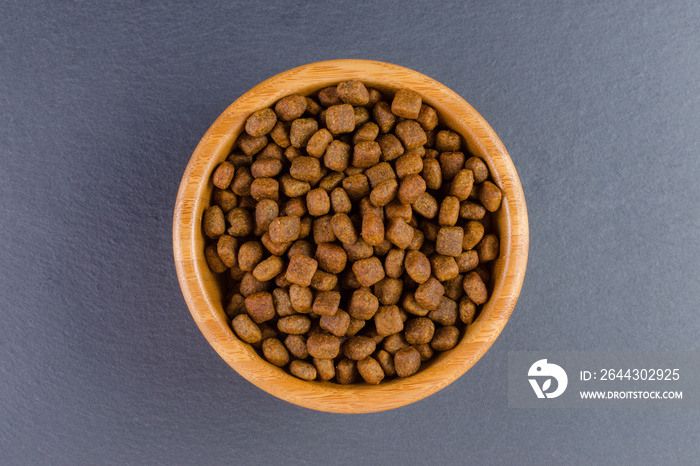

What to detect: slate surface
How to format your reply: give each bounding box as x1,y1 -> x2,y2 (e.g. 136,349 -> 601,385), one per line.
1,1 -> 698,464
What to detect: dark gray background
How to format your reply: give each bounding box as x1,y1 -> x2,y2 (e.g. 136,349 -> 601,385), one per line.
2,1 -> 698,464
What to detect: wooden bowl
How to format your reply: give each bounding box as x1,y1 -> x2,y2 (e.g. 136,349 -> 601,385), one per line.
173,59 -> 528,413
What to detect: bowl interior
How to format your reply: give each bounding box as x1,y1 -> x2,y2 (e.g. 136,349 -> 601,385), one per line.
173,59 -> 528,413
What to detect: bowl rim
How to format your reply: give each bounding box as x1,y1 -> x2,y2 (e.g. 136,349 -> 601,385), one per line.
173,59 -> 528,413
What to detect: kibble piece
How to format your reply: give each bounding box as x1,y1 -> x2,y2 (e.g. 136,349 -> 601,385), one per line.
405,250 -> 431,284
335,359 -> 358,384
402,293 -> 430,316
460,201 -> 486,220
238,241 -> 264,272
430,255 -> 460,282
212,161 -> 235,190
283,198 -> 306,218
286,254 -> 318,287
373,101 -> 396,133
413,192 -> 439,219
462,220 -> 485,250
394,346 -> 421,377
462,271 -> 488,304
298,216 -> 313,239
439,151 -> 466,180
314,242 -> 347,274
269,121 -> 291,148
436,226 -> 464,257
457,250 -> 479,273
306,188 -> 331,217
375,349 -> 396,376
429,297 -> 458,326
377,133 -> 404,161
289,156 -> 322,182
284,146 -> 304,162
276,315 -> 310,337
365,162 -> 395,188
283,334 -> 308,360
305,97 -> 322,116
357,357 -> 385,385
420,158 -> 441,190
290,118 -> 319,148
354,107 -> 370,126
261,338 -> 290,367
289,284 -> 313,313
330,187 -> 352,214
252,256 -> 284,282
312,215 -> 336,244
205,245 -> 228,273
385,218 -> 414,250
325,104 -> 355,134
216,235 -> 238,268
322,139 -> 351,172
384,200 -> 413,223
416,104 -> 438,131
373,277 -> 403,305
382,332 -> 409,354
268,216 -> 301,243
231,166 -> 253,196
273,288 -> 294,317
353,140 -> 381,168
254,199 -> 279,236
430,326 -> 460,351
245,108 -> 277,137
239,271 -> 270,297
405,317 -> 436,345
384,249 -> 405,278
261,232 -> 293,256
313,291 -> 341,317
369,179 -> 399,207
319,309 -> 350,336
352,257 -> 386,287
313,358 -> 335,381
353,122 -> 379,144
464,156 -> 489,183
415,276 -> 445,311
395,151 -> 423,178
450,169 -> 475,201
336,80 -> 370,106
309,269 -> 338,292
342,336 -> 376,360
345,239 -> 375,262
280,174 -> 310,197
477,233 -> 499,262
231,314 -> 262,344
459,297 -> 477,324
237,133 -> 268,156
341,174 -> 370,201
374,305 -> 404,337
275,95 -> 307,121
306,128 -> 333,158
250,177 -> 279,201
391,89 -> 422,119
435,130 -> 461,152
358,212 -> 383,247
346,318 -> 366,337
213,188 -> 237,213
289,360 -> 317,380
317,86 -> 342,107
474,265 -> 491,284
330,212 -> 358,245
245,291 -> 275,324
394,120 -> 427,149
225,293 -> 246,318
397,174 -> 426,205
348,288 -> 379,320
479,181 -> 502,212
203,206 -> 226,239
438,196 -> 460,227
374,238 -> 393,257
306,333 -> 341,359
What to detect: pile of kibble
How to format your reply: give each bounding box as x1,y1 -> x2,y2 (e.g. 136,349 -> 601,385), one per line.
201,80 -> 502,384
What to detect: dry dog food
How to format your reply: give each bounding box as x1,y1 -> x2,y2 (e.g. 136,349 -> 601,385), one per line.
203,81 -> 503,384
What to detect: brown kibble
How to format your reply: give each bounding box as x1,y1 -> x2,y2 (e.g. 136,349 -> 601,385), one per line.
414,276 -> 445,311
237,133 -> 268,156
414,343 -> 434,361
269,121 -> 291,148
422,158 -> 442,191
252,255 -> 284,281
459,297 -> 477,325
365,162 -> 396,188
377,133 -> 404,161
284,334 -> 308,359
314,242 -> 347,274
289,284 -> 313,313
385,218 -> 414,250
394,120 -> 427,149
331,212 -> 358,245
315,216 -> 338,244
450,169 -> 474,201
231,314 -> 262,344
416,104 -> 438,131
238,241 -> 264,272
313,290 -> 341,317
213,188 -> 237,212
289,156 -> 322,182
436,226 -> 464,257
405,317 -> 436,345
261,338 -> 290,367
268,216 -> 301,243
306,333 -> 341,359
305,97 -> 322,116
395,151 -> 423,179
250,177 -> 279,201
479,181 -> 502,212
477,233 -> 499,263
384,249 -> 405,278
397,173 -> 426,205
212,161 -> 235,189
216,234 -> 238,268
361,212 -> 385,246
275,95 -> 307,121
253,199 -> 279,236
306,128 -> 333,158
384,200 -> 413,222
429,297 -> 458,326
239,272 -> 270,297
325,104 -> 355,134
280,174 -> 310,197
205,244 -> 228,273
231,166 -> 253,196
310,269 -> 338,291
343,336 -> 377,360
330,187 -> 352,214
317,86 -> 342,107
402,293 -> 430,317
289,360 -> 317,381
463,271 -> 488,305
290,118 -> 319,148
319,309 -> 350,336
225,293 -> 246,318
405,250 -> 431,284
391,89 -> 422,119
283,198 -> 307,218
357,357 -> 385,385
346,318 -> 366,336
394,346 -> 421,377
457,250 -> 479,273
245,291 -> 275,324
273,288 -> 294,317
439,151 -> 466,180
369,179 -> 398,207
373,277 -> 403,305
430,326 -> 460,351
306,188 -> 331,216
203,205 -> 225,239
353,122 -> 380,144
286,254 -> 318,287
465,156 -> 489,183
375,349 -> 396,377
374,305 -> 404,337
348,288 -> 379,320
430,255 -> 460,282
341,174 -> 370,201
438,196 -> 460,226
463,220 -> 485,250
352,140 -> 381,168
373,101 -> 396,133
353,106 -> 370,127
352,257 -> 386,287
336,80 -> 370,106
245,108 -> 277,137
284,145 -> 304,162
435,130 -> 461,152
344,239 -> 374,262
323,139 -> 351,172
412,192 -> 439,219
335,359 -> 358,384
313,358 -> 336,381
460,201 -> 486,220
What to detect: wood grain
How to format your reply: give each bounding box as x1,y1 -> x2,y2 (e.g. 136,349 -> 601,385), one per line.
173,59 -> 529,413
